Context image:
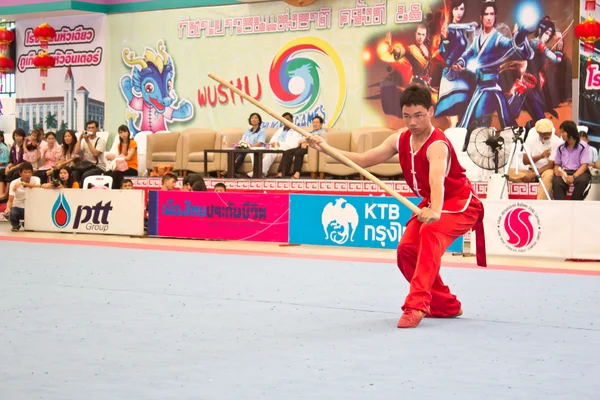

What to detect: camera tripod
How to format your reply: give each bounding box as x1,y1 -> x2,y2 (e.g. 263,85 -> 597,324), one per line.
498,126 -> 552,200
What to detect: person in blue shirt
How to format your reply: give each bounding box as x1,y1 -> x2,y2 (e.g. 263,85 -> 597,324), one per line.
277,116 -> 326,179
234,112 -> 266,177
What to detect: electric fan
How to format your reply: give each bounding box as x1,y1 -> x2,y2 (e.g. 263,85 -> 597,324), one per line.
466,127 -> 515,199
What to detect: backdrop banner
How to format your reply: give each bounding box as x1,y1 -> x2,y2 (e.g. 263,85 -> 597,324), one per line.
105,0 -> 572,141
16,14 -> 106,137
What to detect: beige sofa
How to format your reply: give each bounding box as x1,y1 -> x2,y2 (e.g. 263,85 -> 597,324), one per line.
213,127 -> 319,177
146,131 -> 183,173
181,128 -> 218,173
146,125 -> 402,179
364,127 -> 402,177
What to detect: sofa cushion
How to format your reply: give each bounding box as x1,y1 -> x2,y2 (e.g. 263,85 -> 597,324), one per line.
152,152 -> 177,162
188,152 -> 215,162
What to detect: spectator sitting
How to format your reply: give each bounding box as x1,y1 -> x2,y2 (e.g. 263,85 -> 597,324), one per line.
182,173 -> 206,191
4,162 -> 41,232
278,115 -> 326,179
41,167 -> 79,189
47,130 -> 80,180
161,173 -> 177,190
2,129 -> 27,197
106,125 -> 139,189
553,120 -> 592,200
580,130 -> 598,168
509,118 -> 563,199
234,112 -> 266,178
23,132 -> 41,172
72,120 -> 107,184
261,112 -> 302,178
121,179 -> 134,189
0,131 -> 9,200
214,182 -> 226,192
36,132 -> 63,184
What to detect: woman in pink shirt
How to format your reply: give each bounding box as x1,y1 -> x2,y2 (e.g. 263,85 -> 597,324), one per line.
36,132 -> 64,183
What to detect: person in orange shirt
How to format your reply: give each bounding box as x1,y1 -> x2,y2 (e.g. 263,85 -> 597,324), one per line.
107,125 -> 139,189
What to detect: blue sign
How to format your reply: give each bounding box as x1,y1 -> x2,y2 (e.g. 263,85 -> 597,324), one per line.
289,194 -> 463,252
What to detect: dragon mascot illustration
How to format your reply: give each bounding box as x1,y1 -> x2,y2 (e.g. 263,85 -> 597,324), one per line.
120,40 -> 193,136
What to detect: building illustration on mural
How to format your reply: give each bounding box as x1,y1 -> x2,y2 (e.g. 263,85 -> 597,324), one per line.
16,67 -> 104,135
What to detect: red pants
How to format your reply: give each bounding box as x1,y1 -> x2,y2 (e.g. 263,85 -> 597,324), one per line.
396,197 -> 485,316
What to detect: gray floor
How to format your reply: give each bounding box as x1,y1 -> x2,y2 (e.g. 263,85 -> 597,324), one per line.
1,241 -> 599,400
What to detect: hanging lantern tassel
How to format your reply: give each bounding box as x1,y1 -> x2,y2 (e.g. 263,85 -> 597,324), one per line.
586,0 -> 596,11
0,54 -> 14,91
32,52 -> 55,91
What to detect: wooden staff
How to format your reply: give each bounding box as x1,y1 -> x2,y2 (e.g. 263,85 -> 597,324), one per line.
207,72 -> 421,214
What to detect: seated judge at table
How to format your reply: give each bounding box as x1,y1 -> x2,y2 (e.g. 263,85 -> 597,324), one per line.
234,112 -> 266,178
258,112 -> 302,178
277,115 -> 326,179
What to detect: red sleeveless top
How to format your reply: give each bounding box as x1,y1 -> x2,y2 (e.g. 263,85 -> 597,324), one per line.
398,127 -> 474,213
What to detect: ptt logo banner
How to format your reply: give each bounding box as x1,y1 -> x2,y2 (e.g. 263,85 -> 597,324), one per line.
24,188 -> 145,236
289,194 -> 463,252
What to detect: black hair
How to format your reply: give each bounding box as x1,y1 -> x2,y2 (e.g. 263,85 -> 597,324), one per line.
214,182 -> 227,191
312,115 -> 324,124
20,162 -> 33,172
480,1 -> 497,26
400,85 -> 433,110
559,120 -> 580,147
118,124 -> 131,154
536,16 -> 556,41
62,130 -> 78,157
122,178 -> 133,187
162,173 -> 177,184
183,173 -> 206,189
58,167 -> 76,188
282,112 -> 293,120
86,120 -> 99,129
45,131 -> 57,140
12,128 -> 25,149
248,113 -> 263,133
192,181 -> 207,192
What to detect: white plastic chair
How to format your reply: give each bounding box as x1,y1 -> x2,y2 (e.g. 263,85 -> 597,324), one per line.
82,175 -> 113,190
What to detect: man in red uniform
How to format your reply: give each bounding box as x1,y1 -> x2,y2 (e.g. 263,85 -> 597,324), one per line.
307,85 -> 486,329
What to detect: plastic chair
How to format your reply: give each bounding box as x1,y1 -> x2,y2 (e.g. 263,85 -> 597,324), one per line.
82,175 -> 113,190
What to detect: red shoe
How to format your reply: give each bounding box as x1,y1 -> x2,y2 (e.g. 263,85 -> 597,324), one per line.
425,308 -> 463,319
397,309 -> 425,328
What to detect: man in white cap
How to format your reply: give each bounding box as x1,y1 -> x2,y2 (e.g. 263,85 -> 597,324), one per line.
509,118 -> 563,199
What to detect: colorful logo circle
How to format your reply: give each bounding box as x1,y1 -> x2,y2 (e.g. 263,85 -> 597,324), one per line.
269,37 -> 346,126
497,204 -> 541,251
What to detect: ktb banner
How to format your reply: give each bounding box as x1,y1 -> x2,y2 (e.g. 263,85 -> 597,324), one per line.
24,188 -> 145,236
16,14 -> 106,137
288,194 -> 463,252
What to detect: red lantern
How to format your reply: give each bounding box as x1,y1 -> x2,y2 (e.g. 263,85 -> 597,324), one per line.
575,14 -> 600,67
33,52 -> 55,90
0,54 -> 14,91
586,0 -> 596,11
0,27 -> 15,55
33,23 -> 56,51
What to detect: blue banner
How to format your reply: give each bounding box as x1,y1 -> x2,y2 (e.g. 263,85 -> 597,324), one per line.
289,194 -> 463,252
